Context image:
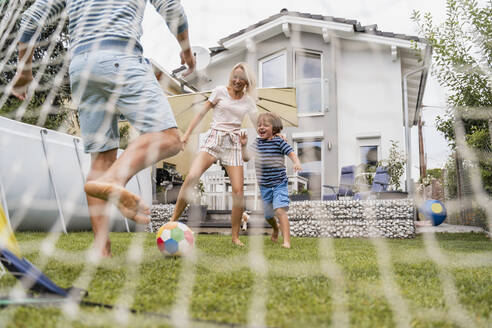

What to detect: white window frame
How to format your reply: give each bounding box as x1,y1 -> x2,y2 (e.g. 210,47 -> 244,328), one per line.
258,50 -> 288,88
356,135 -> 381,165
292,132 -> 325,197
294,49 -> 324,117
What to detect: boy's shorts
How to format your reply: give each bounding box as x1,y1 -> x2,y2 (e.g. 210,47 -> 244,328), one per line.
259,180 -> 290,219
200,128 -> 243,166
69,50 -> 177,153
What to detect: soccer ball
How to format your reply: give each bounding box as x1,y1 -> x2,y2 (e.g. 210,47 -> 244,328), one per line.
156,222 -> 194,256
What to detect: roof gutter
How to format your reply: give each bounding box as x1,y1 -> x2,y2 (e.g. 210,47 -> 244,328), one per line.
221,16 -> 354,49
221,15 -> 427,51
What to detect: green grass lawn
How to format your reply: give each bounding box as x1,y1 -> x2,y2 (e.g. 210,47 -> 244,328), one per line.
1,232 -> 491,327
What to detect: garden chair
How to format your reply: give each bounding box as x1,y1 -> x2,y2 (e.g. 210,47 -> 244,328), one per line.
322,165 -> 356,200
353,166 -> 391,200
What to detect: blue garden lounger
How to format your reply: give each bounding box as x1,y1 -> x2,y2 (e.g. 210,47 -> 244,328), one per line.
323,165 -> 356,200
354,167 -> 391,200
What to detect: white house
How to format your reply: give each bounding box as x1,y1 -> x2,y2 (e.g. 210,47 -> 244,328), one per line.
177,9 -> 431,201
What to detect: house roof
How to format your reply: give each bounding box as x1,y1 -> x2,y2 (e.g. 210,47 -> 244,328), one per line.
181,9 -> 431,127
150,59 -> 197,94
216,9 -> 426,51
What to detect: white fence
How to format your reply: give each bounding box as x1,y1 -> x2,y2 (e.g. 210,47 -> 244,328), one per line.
201,164 -> 308,210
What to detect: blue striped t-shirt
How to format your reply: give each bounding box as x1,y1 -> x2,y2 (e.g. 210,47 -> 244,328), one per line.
251,136 -> 293,188
19,0 -> 188,56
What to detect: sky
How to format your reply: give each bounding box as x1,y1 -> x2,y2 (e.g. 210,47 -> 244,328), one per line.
140,0 -> 460,178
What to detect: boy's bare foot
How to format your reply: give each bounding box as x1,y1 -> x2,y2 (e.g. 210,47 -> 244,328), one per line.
85,181 -> 150,224
271,228 -> 279,243
232,239 -> 245,247
281,243 -> 291,249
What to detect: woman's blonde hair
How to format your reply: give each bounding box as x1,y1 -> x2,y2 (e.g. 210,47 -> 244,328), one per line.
228,62 -> 257,101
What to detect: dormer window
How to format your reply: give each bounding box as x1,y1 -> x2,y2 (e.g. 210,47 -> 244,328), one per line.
259,51 -> 287,88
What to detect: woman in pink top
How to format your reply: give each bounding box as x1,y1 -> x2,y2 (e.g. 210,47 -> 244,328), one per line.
170,62 -> 257,246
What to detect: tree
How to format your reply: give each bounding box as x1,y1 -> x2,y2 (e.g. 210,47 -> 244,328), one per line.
0,0 -> 72,131
412,0 -> 492,195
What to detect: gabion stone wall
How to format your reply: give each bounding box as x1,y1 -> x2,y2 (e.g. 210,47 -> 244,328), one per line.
289,199 -> 416,238
148,204 -> 175,232
150,200 -> 416,238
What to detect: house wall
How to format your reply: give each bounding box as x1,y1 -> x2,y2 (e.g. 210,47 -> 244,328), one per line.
336,38 -> 405,171
195,31 -> 405,197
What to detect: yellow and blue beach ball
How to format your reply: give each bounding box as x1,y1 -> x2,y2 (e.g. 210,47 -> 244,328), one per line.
420,199 -> 447,226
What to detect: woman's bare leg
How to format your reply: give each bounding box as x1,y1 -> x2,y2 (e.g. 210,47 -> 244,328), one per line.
225,165 -> 244,246
170,151 -> 217,222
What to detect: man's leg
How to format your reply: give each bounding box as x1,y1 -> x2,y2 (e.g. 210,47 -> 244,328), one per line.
85,128 -> 182,223
86,150 -> 118,258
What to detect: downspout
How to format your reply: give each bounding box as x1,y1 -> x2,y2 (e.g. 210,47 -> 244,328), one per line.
402,65 -> 429,194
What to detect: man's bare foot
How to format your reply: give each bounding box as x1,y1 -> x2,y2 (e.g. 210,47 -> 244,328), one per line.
85,181 -> 150,224
232,239 -> 245,247
271,228 -> 279,243
93,237 -> 112,258
281,243 -> 291,249
99,249 -> 112,258
90,244 -> 112,261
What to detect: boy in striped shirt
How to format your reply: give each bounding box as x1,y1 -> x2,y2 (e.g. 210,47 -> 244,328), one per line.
241,113 -> 302,248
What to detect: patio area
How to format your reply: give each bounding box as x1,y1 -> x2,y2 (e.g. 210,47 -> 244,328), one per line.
201,164 -> 308,211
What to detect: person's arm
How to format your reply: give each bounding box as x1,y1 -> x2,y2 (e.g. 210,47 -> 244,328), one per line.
240,132 -> 250,162
181,100 -> 214,145
176,29 -> 195,77
288,152 -> 302,173
12,42 -> 35,100
151,0 -> 195,76
12,0 -> 65,100
279,139 -> 301,172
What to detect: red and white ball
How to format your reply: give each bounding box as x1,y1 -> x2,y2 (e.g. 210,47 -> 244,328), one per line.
156,222 -> 194,256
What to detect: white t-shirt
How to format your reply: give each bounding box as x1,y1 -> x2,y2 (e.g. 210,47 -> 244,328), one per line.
208,86 -> 257,132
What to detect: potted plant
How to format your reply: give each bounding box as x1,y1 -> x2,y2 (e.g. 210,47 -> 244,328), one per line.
290,187 -> 311,201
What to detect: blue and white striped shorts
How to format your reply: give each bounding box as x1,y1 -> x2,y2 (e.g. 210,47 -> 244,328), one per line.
200,129 -> 243,166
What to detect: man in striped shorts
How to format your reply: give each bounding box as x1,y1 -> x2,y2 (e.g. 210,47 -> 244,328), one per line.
12,0 -> 195,257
